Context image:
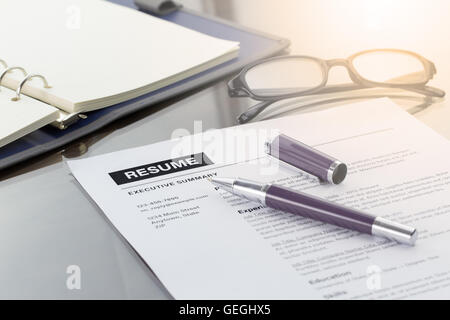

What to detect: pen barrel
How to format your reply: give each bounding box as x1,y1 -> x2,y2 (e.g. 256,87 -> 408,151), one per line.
265,185 -> 376,234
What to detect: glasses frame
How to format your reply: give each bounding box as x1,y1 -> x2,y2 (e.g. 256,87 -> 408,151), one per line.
228,49 -> 443,101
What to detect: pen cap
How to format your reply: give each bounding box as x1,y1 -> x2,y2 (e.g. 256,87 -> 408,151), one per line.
265,134 -> 347,184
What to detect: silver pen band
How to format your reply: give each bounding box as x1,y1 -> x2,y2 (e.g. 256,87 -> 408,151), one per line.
213,177 -> 269,205
327,160 -> 348,185
371,217 -> 418,245
232,179 -> 269,205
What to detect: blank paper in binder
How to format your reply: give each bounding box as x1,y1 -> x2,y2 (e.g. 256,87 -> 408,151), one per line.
0,0 -> 239,114
0,88 -> 59,148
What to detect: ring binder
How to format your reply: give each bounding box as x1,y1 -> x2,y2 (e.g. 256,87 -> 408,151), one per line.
12,74 -> 51,101
53,113 -> 88,130
0,60 -> 83,128
0,66 -> 27,92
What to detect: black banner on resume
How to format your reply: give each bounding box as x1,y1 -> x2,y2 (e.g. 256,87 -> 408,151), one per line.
109,153 -> 213,185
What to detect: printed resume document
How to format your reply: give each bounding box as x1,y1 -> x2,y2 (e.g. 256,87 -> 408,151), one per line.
68,99 -> 450,299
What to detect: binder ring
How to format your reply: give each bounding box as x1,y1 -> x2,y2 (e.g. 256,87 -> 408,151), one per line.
0,59 -> 7,68
0,66 -> 27,92
12,74 -> 51,101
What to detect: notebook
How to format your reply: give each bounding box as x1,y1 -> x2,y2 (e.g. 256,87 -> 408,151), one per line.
0,0 -> 239,148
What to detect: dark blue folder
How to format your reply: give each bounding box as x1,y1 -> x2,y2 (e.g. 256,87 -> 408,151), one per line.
0,0 -> 289,170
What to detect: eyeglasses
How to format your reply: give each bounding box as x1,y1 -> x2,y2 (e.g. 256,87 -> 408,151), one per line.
228,49 -> 446,123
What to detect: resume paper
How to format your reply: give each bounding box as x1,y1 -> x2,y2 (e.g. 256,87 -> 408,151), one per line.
68,99 -> 450,299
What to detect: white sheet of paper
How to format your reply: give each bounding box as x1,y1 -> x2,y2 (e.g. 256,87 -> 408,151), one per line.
0,87 -> 59,148
67,99 -> 450,299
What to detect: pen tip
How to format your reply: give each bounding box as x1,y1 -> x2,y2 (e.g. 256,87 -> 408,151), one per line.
209,177 -> 235,190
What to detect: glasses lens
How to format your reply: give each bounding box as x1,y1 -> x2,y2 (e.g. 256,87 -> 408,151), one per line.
244,57 -> 324,97
352,51 -> 427,84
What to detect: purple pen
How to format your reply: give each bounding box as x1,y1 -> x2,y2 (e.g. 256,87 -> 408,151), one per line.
211,177 -> 417,246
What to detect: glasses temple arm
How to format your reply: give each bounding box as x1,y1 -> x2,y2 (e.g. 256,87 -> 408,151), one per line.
310,82 -> 445,97
401,86 -> 445,97
237,100 -> 276,124
238,85 -> 445,124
